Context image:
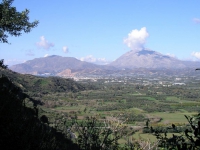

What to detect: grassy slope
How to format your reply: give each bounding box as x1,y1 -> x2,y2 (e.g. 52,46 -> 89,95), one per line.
0,68 -> 85,93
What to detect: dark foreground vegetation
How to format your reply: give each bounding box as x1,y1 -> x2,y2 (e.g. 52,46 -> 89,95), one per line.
0,75 -> 80,150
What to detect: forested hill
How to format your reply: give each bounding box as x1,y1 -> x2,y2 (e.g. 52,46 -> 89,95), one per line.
0,67 -> 86,93
0,75 -> 79,150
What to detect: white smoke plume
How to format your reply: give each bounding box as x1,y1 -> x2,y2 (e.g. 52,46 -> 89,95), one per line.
124,27 -> 149,52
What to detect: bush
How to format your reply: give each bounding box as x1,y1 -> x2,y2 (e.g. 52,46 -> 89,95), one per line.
149,114 -> 200,150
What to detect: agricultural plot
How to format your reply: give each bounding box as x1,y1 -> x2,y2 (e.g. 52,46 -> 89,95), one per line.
16,73 -> 199,145
35,78 -> 200,132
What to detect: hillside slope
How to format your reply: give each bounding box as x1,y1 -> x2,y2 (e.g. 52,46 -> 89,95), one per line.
0,67 -> 85,93
0,74 -> 79,150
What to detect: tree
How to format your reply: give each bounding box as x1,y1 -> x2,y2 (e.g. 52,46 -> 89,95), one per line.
0,59 -> 7,69
0,0 -> 39,43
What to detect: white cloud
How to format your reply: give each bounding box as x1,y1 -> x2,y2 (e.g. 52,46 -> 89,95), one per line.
36,36 -> 54,50
44,54 -> 49,57
80,55 -> 96,62
191,51 -> 200,59
80,55 -> 110,65
124,27 -> 149,52
193,18 -> 200,24
166,53 -> 176,58
62,46 -> 69,53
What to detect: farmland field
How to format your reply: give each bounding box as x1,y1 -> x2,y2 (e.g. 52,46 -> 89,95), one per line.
31,76 -> 200,139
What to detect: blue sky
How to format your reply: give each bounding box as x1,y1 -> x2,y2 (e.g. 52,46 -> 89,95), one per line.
1,0 -> 200,66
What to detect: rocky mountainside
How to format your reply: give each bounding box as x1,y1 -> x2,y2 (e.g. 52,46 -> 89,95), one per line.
109,49 -> 200,69
10,55 -> 115,75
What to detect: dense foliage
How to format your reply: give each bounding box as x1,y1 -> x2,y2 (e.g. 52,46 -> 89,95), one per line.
148,114 -> 200,150
0,0 -> 38,43
70,117 -> 122,150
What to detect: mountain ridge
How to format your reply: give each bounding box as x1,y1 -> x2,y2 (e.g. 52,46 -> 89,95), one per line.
9,49 -> 200,75
109,49 -> 200,69
10,55 -> 115,75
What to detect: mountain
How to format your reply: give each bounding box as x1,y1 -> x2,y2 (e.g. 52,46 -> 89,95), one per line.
109,49 -> 200,69
10,55 -> 115,76
9,50 -> 200,76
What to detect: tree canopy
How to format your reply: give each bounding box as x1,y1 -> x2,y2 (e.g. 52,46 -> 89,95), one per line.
0,59 -> 7,68
0,0 -> 39,43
